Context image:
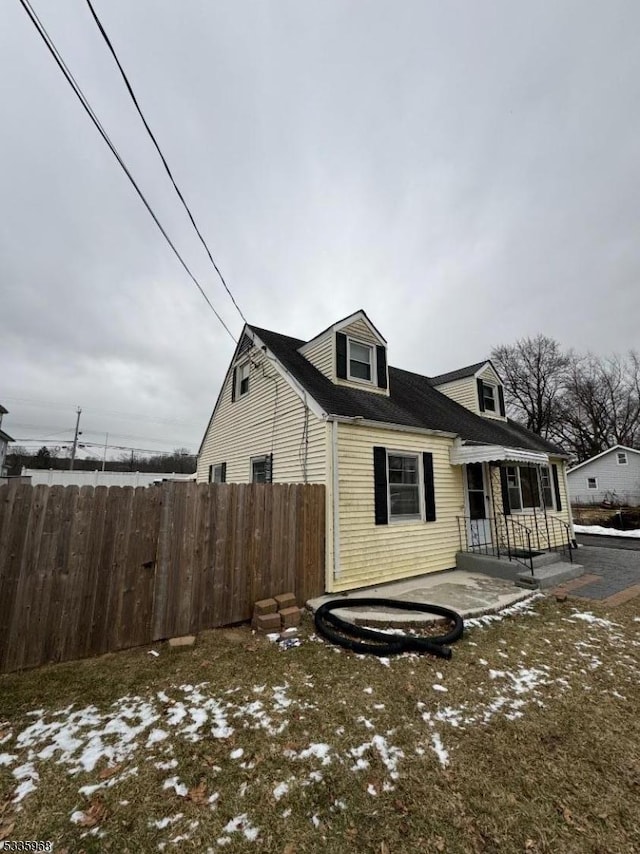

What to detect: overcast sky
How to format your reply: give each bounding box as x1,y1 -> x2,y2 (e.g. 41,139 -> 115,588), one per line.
2,0 -> 639,459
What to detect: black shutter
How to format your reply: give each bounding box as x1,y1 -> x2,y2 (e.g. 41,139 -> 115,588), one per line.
423,452 -> 436,522
373,446 -> 388,525
376,346 -> 388,389
231,367 -> 237,402
551,464 -> 562,511
265,453 -> 273,483
477,379 -> 485,412
220,462 -> 227,483
208,465 -> 213,483
336,333 -> 348,379
498,386 -> 506,417
500,467 -> 511,515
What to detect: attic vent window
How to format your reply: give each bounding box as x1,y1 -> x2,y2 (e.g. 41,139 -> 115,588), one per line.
348,340 -> 373,382
617,451 -> 628,465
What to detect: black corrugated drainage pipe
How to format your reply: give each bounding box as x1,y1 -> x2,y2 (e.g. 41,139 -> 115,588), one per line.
314,599 -> 464,660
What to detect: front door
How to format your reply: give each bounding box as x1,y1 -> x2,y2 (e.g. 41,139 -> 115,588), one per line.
465,462 -> 492,549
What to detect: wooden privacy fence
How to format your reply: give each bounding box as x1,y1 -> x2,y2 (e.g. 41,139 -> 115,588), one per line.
0,481 -> 325,674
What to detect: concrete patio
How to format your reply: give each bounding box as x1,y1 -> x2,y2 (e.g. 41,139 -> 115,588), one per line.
307,569 -> 536,626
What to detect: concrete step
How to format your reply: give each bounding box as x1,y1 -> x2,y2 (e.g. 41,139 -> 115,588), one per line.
516,562 -> 584,590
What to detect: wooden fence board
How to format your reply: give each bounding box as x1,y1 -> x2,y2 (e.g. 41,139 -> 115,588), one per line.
0,481 -> 325,672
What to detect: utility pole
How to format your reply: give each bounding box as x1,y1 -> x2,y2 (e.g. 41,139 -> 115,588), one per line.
101,433 -> 109,472
69,407 -> 82,471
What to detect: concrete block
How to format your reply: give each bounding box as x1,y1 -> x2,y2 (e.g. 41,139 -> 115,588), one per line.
254,613 -> 281,632
169,635 -> 196,647
253,598 -> 278,616
275,592 -> 297,610
280,606 -> 302,629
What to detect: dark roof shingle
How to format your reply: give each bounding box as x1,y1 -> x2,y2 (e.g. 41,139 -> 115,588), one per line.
250,325 -> 565,456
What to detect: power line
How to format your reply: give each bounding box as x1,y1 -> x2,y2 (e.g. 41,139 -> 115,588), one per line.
84,0 -> 247,326
3,396 -> 203,428
17,0 -> 237,344
13,439 -> 194,457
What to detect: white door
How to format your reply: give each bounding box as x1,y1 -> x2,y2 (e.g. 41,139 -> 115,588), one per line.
465,462 -> 492,549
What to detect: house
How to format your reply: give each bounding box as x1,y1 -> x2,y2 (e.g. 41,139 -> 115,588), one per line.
567,445 -> 640,507
0,404 -> 14,477
197,310 -> 575,592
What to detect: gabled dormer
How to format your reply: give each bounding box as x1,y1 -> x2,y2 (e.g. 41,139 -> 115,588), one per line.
298,310 -> 390,396
431,360 -> 507,421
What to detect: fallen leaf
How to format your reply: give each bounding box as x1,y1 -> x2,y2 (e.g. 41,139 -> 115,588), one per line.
188,781 -> 209,805
525,840 -> 536,851
435,838 -> 446,852
79,800 -> 108,828
380,842 -> 390,854
282,845 -> 296,854
393,799 -> 409,815
98,764 -> 122,781
0,821 -> 15,842
560,805 -> 574,825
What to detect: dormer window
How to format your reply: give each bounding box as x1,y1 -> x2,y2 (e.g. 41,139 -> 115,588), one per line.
348,340 -> 374,383
477,378 -> 505,416
482,383 -> 496,412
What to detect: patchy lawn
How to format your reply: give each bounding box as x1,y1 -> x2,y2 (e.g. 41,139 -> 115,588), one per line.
1,595 -> 639,853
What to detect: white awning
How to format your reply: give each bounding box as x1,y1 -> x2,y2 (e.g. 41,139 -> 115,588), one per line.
449,443 -> 549,466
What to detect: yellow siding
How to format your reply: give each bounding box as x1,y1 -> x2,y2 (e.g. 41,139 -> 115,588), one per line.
434,378 -> 479,413
197,347 -> 326,484
300,332 -> 334,380
340,317 -> 381,345
331,423 -> 464,592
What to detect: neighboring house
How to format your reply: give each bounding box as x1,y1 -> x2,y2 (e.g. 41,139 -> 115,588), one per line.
567,445 -> 640,506
22,469 -> 195,488
0,404 -> 14,477
198,310 -> 574,593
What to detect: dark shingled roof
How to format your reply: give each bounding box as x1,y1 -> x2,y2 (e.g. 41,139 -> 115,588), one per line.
250,325 -> 566,456
428,361 -> 489,386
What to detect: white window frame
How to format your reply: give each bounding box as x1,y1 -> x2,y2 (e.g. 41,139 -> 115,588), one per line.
539,465 -> 555,510
236,361 -> 250,397
617,452 -> 628,465
587,477 -> 598,490
504,465 -> 548,512
211,463 -> 225,483
481,381 -> 497,412
347,337 -> 376,385
386,450 -> 424,523
250,454 -> 271,483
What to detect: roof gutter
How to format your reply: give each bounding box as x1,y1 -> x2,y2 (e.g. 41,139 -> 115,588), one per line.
325,414 -> 457,439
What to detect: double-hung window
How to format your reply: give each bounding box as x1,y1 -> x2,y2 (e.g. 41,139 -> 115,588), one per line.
388,453 -> 421,520
482,383 -> 496,412
348,340 -> 373,383
617,452 -> 628,465
209,463 -> 226,483
539,466 -> 554,509
587,477 -> 598,490
251,454 -> 272,483
237,363 -> 250,397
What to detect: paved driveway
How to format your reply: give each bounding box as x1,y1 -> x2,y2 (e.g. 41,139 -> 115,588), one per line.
576,533 -> 640,551
561,540 -> 640,604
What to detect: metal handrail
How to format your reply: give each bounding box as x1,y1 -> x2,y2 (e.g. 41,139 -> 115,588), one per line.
513,512 -> 573,562
457,515 -> 534,575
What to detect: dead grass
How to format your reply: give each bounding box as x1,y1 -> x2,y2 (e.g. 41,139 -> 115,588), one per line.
1,596 -> 639,853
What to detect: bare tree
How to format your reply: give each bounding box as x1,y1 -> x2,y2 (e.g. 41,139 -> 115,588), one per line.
556,353 -> 640,459
491,335 -> 571,438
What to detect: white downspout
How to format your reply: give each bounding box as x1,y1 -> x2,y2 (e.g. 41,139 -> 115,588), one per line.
332,419 -> 341,582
